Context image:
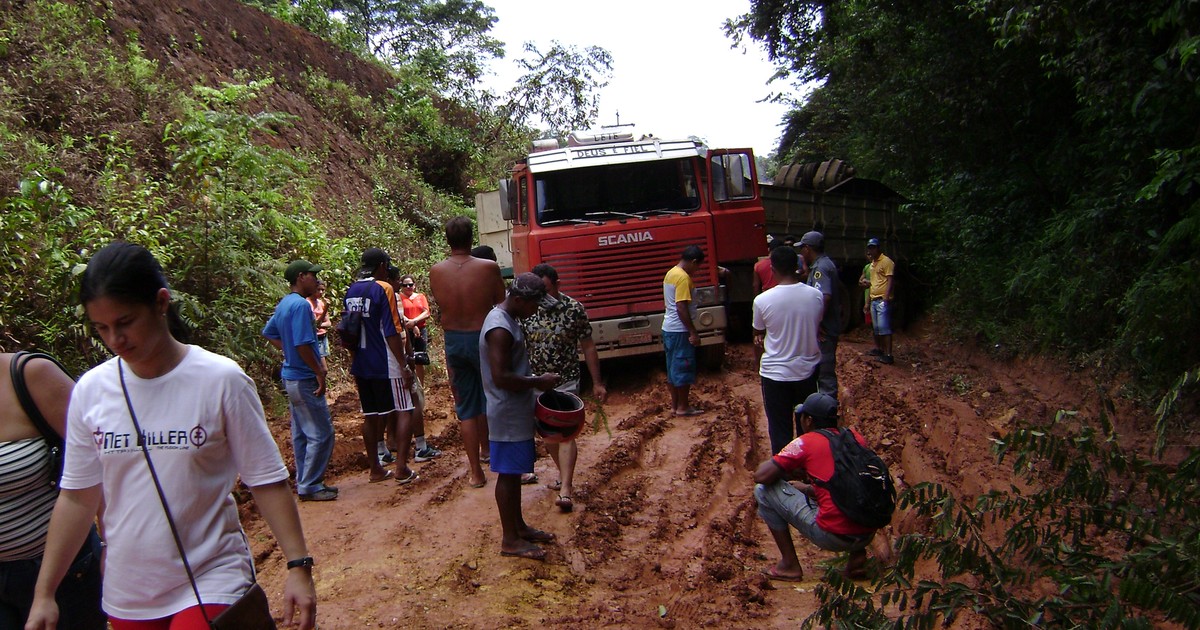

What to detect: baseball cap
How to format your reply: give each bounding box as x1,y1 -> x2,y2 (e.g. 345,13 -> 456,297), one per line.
284,260 -> 322,284
681,245 -> 706,262
360,248 -> 390,271
800,231 -> 824,248
867,238 -> 881,248
794,392 -> 839,422
508,272 -> 547,301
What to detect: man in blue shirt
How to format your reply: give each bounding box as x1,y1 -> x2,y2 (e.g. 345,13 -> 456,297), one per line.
263,259 -> 337,501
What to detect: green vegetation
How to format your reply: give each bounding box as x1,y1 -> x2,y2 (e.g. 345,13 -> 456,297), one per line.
729,1 -> 1200,625
0,1 -> 468,380
0,0 -> 615,386
805,410 -> 1200,629
729,0 -> 1200,398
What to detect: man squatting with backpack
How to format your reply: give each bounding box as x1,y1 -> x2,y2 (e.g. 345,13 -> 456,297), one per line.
753,392 -> 892,581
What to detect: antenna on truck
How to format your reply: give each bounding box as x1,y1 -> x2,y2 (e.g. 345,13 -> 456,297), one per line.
601,111 -> 635,130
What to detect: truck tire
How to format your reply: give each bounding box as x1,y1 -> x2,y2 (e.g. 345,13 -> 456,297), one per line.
699,343 -> 726,371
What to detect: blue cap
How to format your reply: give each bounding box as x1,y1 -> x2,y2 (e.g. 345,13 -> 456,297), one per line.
867,238 -> 881,247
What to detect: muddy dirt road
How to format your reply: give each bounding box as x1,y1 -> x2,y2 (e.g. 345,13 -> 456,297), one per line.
244,323 -> 1132,628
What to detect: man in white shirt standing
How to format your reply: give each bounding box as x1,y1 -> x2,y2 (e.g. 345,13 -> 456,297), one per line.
752,245 -> 824,454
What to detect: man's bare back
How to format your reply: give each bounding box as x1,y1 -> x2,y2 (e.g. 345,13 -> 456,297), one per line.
429,253 -> 506,331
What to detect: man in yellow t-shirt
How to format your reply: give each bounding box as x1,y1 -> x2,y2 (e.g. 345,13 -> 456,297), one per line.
862,238 -> 895,364
662,245 -> 706,416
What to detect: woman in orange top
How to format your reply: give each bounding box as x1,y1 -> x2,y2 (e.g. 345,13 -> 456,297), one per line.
397,274 -> 430,380
306,280 -> 332,358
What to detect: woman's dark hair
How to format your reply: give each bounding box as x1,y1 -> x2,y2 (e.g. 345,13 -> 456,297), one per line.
80,241 -> 191,342
400,274 -> 416,284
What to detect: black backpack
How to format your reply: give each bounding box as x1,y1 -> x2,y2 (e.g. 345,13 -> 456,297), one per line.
813,428 -> 896,529
334,310 -> 362,350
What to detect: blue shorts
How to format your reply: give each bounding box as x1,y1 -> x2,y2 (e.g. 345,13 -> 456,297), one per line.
663,331 -> 696,387
489,439 -> 536,475
444,330 -> 485,420
870,299 -> 893,336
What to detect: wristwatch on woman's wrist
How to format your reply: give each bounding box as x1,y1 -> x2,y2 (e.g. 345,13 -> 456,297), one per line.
286,556 -> 314,570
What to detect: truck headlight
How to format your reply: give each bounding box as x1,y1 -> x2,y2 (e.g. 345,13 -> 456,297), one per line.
694,286 -> 718,306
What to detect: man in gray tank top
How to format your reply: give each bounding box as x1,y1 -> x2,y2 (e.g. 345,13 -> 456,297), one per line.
480,273 -> 560,561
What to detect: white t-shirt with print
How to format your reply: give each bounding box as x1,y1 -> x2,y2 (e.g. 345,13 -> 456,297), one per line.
62,346 -> 289,620
752,282 -> 824,381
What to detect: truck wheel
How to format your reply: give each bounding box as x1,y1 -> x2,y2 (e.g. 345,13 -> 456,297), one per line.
699,343 -> 726,371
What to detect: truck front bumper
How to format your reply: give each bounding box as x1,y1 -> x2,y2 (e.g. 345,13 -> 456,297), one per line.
587,306 -> 726,360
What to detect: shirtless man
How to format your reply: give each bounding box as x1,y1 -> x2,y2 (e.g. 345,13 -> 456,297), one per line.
429,216 -> 507,488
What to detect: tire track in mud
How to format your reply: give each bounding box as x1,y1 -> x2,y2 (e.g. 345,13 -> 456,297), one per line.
550,376 -> 774,627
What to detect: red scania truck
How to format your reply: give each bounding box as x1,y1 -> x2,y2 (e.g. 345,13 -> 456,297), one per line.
476,130 -> 767,365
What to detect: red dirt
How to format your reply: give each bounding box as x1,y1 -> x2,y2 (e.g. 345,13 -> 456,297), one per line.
242,321 -> 1145,628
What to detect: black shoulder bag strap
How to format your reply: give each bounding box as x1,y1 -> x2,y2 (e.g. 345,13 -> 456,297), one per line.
10,351 -> 69,444
11,351 -> 70,487
119,359 -> 218,627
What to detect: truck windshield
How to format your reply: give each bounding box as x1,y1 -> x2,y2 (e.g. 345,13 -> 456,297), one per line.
534,158 -> 700,225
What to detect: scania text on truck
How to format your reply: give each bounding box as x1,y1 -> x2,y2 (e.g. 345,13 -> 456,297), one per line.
476,130 -> 768,366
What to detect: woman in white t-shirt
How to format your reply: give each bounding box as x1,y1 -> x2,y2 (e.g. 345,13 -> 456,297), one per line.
26,242 -> 318,630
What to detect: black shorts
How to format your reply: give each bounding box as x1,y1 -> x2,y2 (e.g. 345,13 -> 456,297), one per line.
355,376 -> 397,417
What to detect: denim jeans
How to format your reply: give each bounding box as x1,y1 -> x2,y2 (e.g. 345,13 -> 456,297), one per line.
755,482 -> 874,553
0,526 -> 106,629
283,377 -> 335,495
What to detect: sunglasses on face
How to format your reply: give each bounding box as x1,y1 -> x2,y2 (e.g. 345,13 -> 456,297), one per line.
400,283 -> 415,287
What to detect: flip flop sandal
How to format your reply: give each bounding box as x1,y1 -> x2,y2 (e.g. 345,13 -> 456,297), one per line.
519,528 -> 556,543
520,473 -> 538,485
397,469 -> 419,485
555,495 -> 574,513
500,546 -> 546,561
369,470 -> 395,483
674,408 -> 705,417
546,480 -> 562,491
761,567 -> 803,582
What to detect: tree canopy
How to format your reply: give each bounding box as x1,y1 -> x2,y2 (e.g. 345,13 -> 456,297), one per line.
729,0 -> 1200,394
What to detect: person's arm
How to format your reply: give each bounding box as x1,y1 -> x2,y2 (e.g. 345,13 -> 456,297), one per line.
883,273 -> 894,303
317,300 -> 332,331
26,486 -> 103,630
485,327 -> 557,392
25,357 -> 74,437
407,295 -> 431,328
490,268 -> 507,306
752,272 -> 762,295
676,301 -> 699,347
579,337 -> 606,402
295,343 -> 326,396
384,333 -> 413,388
262,318 -> 284,352
752,327 -> 766,364
247,481 -> 317,630
753,458 -> 785,485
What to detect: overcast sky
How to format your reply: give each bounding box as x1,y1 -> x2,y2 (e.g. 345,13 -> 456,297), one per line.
481,0 -> 795,158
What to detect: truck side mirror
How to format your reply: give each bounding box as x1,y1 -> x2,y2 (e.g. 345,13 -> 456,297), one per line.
498,179 -> 515,221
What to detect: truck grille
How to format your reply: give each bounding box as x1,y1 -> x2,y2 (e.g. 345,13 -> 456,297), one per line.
540,231 -> 715,320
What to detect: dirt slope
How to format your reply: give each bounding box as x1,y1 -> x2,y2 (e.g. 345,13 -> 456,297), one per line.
241,322 -> 1143,628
